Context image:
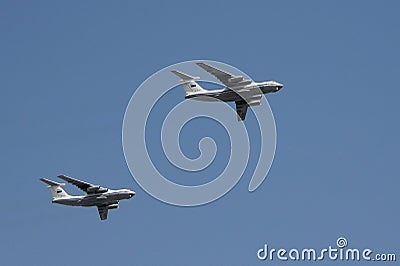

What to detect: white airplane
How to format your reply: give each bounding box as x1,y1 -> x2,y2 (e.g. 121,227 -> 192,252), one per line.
40,175 -> 135,220
172,62 -> 283,121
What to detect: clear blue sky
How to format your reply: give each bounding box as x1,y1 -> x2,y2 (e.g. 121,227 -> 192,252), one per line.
1,1 -> 399,265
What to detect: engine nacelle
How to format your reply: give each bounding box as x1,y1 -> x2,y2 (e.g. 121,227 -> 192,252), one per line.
248,100 -> 261,106
108,204 -> 119,209
97,187 -> 108,193
228,76 -> 244,83
87,186 -> 108,193
87,186 -> 100,193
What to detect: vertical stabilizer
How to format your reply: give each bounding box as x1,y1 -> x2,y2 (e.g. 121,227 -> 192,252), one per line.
40,178 -> 69,199
171,70 -> 207,96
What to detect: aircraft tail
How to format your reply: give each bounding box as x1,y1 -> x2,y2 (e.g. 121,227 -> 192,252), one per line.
40,178 -> 70,199
171,70 -> 207,96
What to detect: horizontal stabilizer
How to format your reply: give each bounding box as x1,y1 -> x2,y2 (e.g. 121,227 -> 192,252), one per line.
40,178 -> 65,187
171,70 -> 200,82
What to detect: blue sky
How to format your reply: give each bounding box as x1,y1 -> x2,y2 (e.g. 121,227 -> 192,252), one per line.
1,1 -> 399,265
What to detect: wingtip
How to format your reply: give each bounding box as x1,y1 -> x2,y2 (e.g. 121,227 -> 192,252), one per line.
57,175 -> 71,182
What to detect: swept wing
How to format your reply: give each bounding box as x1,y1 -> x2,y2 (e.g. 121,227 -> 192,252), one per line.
57,175 -> 108,194
97,205 -> 108,220
196,62 -> 252,88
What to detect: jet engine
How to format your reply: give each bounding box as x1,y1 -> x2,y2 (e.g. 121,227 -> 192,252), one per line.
108,204 -> 119,209
87,186 -> 108,193
228,76 -> 244,83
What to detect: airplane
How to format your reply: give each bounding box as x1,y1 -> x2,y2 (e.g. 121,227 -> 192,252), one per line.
172,62 -> 283,121
40,175 -> 135,220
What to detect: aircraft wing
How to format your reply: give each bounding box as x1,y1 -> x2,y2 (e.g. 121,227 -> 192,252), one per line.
97,205 -> 108,220
57,175 -> 100,194
196,62 -> 251,88
235,100 -> 249,121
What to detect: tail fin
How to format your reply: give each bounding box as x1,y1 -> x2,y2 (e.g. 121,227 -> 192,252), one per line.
40,178 -> 69,199
171,70 -> 207,96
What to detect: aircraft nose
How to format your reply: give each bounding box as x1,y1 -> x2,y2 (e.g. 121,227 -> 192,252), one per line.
129,191 -> 136,197
276,83 -> 283,91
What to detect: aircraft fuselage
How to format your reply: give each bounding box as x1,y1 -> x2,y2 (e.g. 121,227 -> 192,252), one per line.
52,189 -> 135,207
185,81 -> 283,102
